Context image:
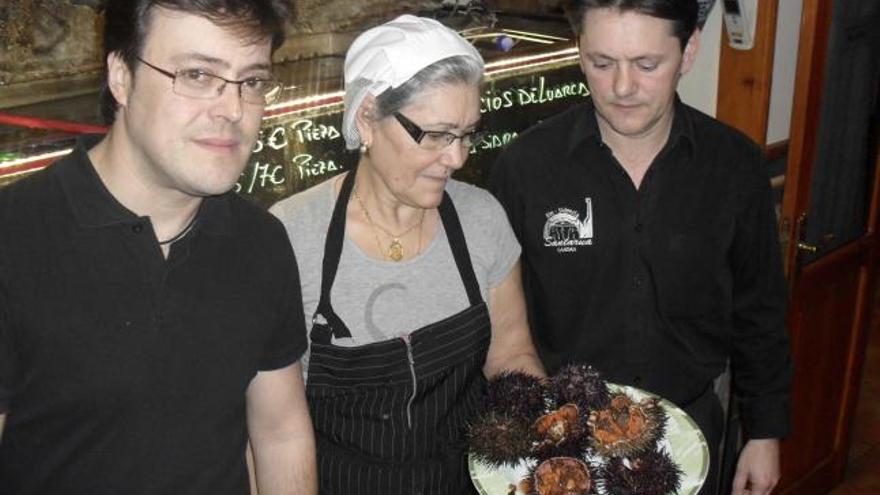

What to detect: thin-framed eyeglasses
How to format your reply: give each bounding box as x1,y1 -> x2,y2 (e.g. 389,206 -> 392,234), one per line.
393,112 -> 487,151
136,57 -> 283,105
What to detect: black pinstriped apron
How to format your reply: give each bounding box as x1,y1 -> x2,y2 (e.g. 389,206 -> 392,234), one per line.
306,170 -> 490,495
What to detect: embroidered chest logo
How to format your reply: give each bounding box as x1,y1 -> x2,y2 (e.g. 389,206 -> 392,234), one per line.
543,198 -> 594,253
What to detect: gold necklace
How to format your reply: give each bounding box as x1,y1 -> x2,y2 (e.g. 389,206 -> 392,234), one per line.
353,185 -> 426,261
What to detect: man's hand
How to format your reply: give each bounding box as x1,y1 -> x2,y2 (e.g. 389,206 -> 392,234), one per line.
732,438 -> 781,495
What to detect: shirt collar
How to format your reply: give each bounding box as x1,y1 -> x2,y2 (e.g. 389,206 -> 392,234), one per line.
566,94 -> 697,160
58,135 -> 138,229
198,192 -> 233,237
566,99 -> 603,157
672,96 -> 697,153
58,134 -> 232,236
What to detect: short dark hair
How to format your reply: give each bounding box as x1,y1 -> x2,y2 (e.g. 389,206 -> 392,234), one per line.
100,0 -> 293,124
565,0 -> 699,51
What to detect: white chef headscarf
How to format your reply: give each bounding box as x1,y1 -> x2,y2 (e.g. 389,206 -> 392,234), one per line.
341,14 -> 484,150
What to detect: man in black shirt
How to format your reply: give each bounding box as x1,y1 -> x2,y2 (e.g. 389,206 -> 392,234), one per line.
0,1 -> 316,493
490,1 -> 791,495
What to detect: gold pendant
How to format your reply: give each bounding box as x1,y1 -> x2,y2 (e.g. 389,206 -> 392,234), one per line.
388,238 -> 403,261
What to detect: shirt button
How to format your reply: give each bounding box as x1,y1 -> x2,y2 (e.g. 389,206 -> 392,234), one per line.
634,223 -> 644,233
633,276 -> 645,288
131,223 -> 143,234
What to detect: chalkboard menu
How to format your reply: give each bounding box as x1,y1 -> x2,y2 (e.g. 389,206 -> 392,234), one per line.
236,62 -> 588,208
0,49 -> 589,201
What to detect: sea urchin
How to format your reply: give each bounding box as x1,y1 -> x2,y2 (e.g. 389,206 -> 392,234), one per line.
468,412 -> 534,467
548,364 -> 610,413
588,393 -> 667,458
601,449 -> 682,495
486,370 -> 547,419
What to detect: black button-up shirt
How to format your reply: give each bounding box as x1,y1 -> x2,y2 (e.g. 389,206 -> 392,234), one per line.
0,136 -> 307,494
490,99 -> 792,439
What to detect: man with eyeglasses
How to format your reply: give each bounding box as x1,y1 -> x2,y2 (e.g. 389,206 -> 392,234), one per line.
0,1 -> 316,494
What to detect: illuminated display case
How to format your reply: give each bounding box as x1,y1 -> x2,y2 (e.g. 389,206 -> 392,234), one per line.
0,14 -> 589,207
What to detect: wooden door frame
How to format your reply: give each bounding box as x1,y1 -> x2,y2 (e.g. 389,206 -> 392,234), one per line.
775,0 -> 880,493
833,145 -> 880,479
778,153 -> 880,495
715,0 -> 780,147
779,0 -> 834,276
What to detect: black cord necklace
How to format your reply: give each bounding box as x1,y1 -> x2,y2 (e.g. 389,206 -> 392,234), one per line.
158,214 -> 198,246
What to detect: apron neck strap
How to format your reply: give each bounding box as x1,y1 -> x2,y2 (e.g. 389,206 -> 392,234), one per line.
313,170 -> 356,337
437,189 -> 483,307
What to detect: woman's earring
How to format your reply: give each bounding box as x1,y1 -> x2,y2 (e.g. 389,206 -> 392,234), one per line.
359,142 -> 369,155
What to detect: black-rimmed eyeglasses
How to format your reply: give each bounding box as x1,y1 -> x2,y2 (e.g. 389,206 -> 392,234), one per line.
136,57 -> 283,106
393,112 -> 487,151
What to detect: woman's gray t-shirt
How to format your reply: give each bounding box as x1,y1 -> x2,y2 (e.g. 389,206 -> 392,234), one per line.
269,176 -> 521,372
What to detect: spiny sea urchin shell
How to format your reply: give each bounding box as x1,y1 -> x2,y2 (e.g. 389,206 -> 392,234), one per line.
533,403 -> 590,460
519,456 -> 602,495
549,364 -> 610,413
601,449 -> 682,495
468,412 -> 535,467
533,457 -> 592,495
588,393 -> 667,458
486,370 -> 547,419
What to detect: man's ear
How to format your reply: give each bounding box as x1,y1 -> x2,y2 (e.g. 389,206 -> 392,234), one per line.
355,93 -> 378,147
107,52 -> 133,111
680,28 -> 702,76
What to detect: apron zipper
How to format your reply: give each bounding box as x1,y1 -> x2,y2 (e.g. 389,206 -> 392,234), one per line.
402,334 -> 417,429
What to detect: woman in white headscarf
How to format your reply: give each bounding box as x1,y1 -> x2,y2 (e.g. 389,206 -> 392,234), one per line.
270,14 -> 544,495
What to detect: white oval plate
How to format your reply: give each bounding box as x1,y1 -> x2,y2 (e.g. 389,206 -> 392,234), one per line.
469,384 -> 709,495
